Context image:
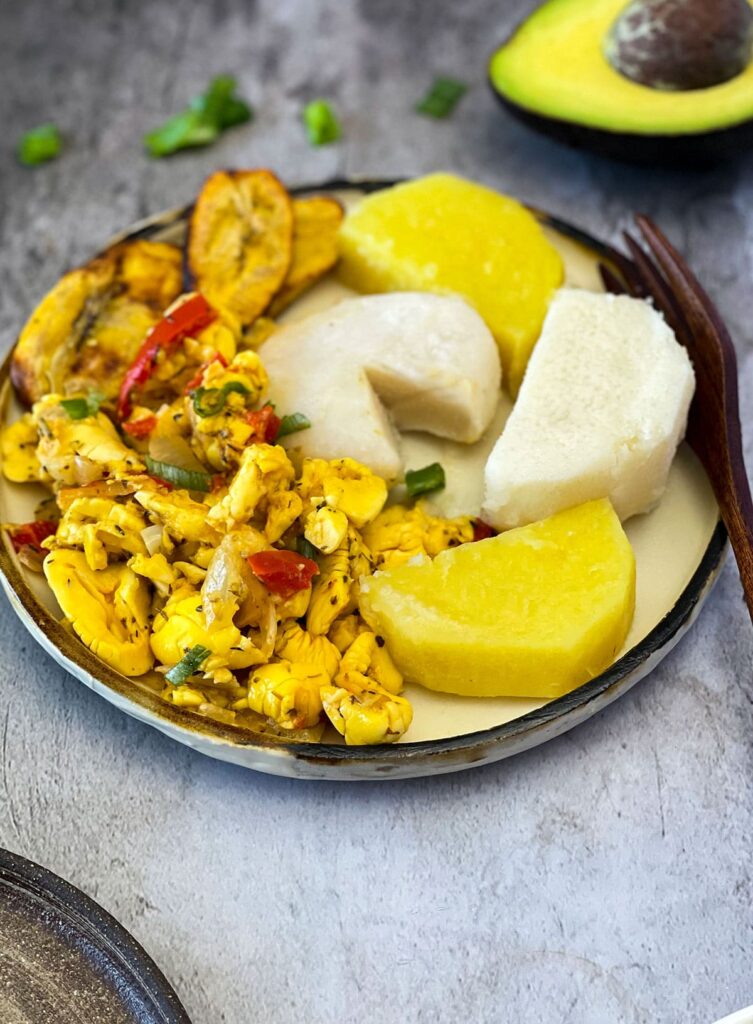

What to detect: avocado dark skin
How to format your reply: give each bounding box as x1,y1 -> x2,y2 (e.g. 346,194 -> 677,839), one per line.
489,0 -> 753,166
489,100 -> 753,166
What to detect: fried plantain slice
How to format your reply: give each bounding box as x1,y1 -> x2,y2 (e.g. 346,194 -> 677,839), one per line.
187,169 -> 294,328
267,195 -> 344,317
11,240 -> 183,407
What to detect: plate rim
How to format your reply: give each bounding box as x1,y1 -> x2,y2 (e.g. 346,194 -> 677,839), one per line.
0,176 -> 729,774
0,846 -> 191,1022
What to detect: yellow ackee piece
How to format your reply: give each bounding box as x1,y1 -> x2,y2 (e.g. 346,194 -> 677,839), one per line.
359,499 -> 636,699
275,621 -> 341,680
303,505 -> 348,553
134,488 -> 218,545
363,504 -> 474,570
208,444 -> 295,527
32,396 -> 144,487
129,552 -> 176,596
327,614 -> 364,654
320,628 -> 411,745
297,457 -> 387,529
187,350 -> 269,472
338,173 -> 563,395
247,660 -> 328,730
55,496 -> 148,571
338,630 -> 403,695
306,527 -> 372,636
150,589 -> 262,672
44,549 -> 153,676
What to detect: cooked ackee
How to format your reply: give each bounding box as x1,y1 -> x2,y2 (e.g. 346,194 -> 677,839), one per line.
2,169 -> 691,746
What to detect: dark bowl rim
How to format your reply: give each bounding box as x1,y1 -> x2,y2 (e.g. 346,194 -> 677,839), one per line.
0,846 -> 191,1022
0,175 -> 728,769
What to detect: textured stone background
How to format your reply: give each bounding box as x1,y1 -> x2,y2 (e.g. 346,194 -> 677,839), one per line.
2,1 -> 753,1021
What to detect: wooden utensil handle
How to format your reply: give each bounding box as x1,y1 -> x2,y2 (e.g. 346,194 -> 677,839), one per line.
708,452 -> 753,624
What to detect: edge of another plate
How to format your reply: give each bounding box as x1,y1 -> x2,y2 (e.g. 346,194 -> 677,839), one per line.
0,847 -> 191,1022
0,177 -> 729,780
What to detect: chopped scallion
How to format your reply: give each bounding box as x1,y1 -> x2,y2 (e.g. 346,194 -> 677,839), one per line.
145,456 -> 211,492
416,77 -> 467,119
192,381 -> 250,417
17,124 -> 62,166
303,100 -> 341,146
165,644 -> 211,685
60,392 -> 104,420
405,462 -> 445,498
296,536 -> 319,560
276,412 -> 311,438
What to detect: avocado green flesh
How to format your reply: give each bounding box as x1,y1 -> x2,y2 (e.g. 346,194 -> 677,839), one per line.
490,0 -> 753,136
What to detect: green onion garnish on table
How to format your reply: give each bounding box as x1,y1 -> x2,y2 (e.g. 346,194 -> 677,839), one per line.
145,456 -> 212,493
17,124 -> 63,166
416,77 -> 467,118
303,100 -> 341,146
165,644 -> 211,686
144,74 -> 253,157
405,462 -> 446,498
277,412 -> 311,438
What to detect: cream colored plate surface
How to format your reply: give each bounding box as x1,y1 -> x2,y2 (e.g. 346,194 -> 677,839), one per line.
0,184 -> 725,776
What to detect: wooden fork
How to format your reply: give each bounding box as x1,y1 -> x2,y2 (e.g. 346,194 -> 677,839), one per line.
599,216 -> 753,625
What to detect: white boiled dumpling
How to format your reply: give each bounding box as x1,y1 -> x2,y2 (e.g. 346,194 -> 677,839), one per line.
482,289 -> 695,530
259,293 -> 501,480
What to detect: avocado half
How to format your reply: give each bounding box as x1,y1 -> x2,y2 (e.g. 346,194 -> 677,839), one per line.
489,0 -> 753,165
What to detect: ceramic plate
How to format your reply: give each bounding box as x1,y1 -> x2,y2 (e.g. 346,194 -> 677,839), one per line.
0,847 -> 190,1023
0,179 -> 727,780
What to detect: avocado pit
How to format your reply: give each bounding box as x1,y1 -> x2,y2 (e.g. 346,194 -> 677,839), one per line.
605,0 -> 753,91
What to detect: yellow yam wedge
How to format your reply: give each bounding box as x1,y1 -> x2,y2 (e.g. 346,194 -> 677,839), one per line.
338,173 -> 563,395
359,499 -> 635,699
187,169 -> 293,328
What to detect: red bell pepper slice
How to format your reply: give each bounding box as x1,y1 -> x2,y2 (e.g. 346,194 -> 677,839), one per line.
7,520 -> 57,553
245,404 -> 281,443
247,549 -> 319,598
122,414 -> 157,439
116,294 -> 218,420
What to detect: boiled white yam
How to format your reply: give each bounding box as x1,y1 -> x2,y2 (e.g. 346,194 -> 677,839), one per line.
482,289 -> 695,529
259,293 -> 501,480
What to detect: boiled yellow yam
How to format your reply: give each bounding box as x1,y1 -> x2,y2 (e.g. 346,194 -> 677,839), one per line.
359,499 -> 635,699
338,173 -> 563,395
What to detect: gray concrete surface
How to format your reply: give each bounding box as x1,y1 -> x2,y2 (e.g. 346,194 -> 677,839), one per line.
2,1 -> 753,1021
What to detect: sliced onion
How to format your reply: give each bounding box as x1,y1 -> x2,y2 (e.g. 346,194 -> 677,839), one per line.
202,534 -> 247,625
17,545 -> 46,573
72,455 -> 103,485
259,599 -> 277,659
148,426 -> 206,474
140,524 -> 163,556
